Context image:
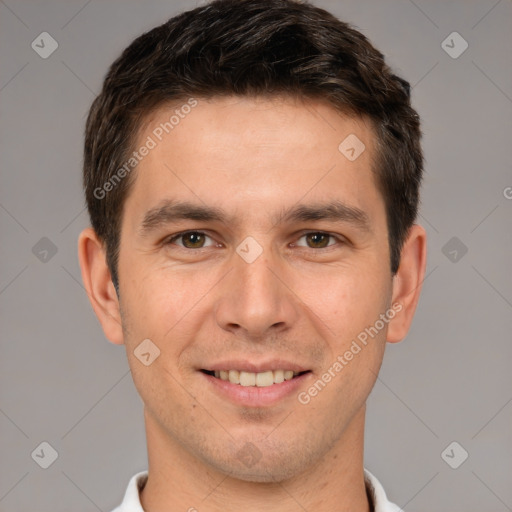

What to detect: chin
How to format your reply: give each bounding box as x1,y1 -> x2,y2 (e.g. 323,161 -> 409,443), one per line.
203,444 -> 315,484
222,462 -> 303,484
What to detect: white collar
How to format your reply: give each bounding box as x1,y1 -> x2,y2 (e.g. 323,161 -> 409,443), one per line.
111,469 -> 401,512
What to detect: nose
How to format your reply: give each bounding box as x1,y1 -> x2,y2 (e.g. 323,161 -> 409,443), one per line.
214,247 -> 299,340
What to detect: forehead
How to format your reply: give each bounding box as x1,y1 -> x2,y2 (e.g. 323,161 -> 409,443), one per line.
123,95 -> 384,233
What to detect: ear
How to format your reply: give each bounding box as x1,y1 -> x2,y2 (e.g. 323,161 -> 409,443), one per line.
387,224 -> 427,343
78,227 -> 124,345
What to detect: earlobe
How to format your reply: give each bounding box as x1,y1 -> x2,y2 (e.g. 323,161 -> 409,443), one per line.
386,224 -> 427,343
78,227 -> 124,345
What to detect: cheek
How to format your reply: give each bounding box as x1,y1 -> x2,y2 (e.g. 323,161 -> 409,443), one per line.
119,265 -> 221,369
122,265 -> 188,328
292,262 -> 391,346
120,273 -> 195,412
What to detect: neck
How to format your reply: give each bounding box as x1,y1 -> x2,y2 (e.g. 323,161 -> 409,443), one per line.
140,406 -> 370,512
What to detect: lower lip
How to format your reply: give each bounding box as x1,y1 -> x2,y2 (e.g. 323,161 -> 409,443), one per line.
201,371 -> 311,407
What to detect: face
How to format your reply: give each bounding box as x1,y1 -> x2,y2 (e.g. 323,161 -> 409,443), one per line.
116,96 -> 394,481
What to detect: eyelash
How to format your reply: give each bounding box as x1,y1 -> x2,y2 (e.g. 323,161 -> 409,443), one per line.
165,230 -> 345,251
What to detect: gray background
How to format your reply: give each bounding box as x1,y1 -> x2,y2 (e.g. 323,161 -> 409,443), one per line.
1,0 -> 511,510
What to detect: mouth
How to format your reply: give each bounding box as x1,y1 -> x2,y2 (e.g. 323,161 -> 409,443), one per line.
198,359 -> 313,406
200,369 -> 311,387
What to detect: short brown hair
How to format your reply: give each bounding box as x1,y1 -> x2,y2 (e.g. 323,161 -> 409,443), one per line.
83,0 -> 423,291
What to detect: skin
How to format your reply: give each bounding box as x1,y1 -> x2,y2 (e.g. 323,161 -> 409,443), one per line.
79,95 -> 427,512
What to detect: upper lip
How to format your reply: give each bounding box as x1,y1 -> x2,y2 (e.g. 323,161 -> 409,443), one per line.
201,359 -> 310,373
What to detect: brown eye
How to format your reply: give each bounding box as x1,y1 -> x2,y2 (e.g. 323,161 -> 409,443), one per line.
167,231 -> 214,249
181,232 -> 205,248
305,233 -> 331,248
294,232 -> 338,249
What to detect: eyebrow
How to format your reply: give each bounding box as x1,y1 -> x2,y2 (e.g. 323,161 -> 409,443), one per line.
138,199 -> 371,236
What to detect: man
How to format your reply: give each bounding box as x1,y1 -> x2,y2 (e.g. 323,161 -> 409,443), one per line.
78,0 -> 427,510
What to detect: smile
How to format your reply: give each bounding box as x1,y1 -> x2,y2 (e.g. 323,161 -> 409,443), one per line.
201,369 -> 310,387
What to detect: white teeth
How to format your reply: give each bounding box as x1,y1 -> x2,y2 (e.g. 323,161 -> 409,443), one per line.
273,369 -> 285,384
212,369 -> 301,386
256,371 -> 274,387
239,371 -> 256,386
228,370 -> 240,384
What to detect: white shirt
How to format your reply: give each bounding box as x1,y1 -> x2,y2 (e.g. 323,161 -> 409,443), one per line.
111,469 -> 401,511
